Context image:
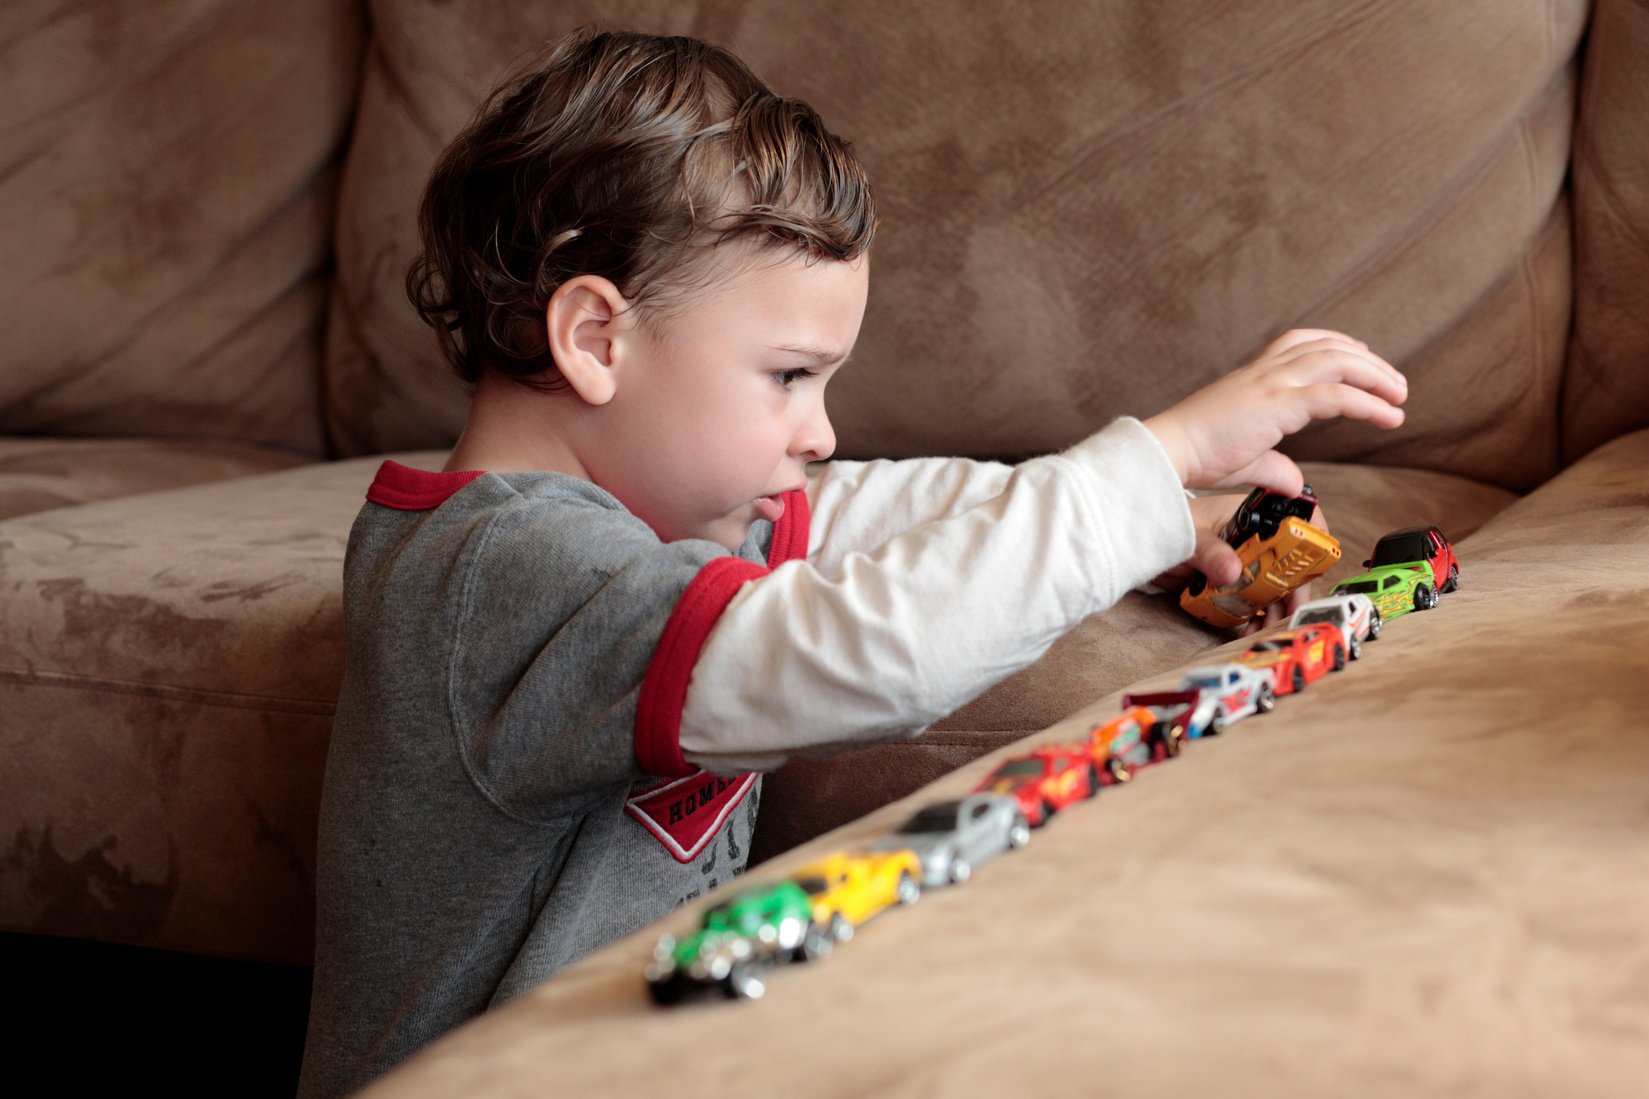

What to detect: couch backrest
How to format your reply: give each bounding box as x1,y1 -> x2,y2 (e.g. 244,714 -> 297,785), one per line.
0,0 -> 366,457
1565,0 -> 1649,469
326,0 -> 1607,492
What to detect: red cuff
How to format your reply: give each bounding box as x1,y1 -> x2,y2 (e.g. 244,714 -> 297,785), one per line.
635,557 -> 770,776
767,488 -> 811,566
634,488 -> 811,776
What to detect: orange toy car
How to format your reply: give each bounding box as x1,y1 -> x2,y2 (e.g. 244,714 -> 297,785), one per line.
1181,486 -> 1342,629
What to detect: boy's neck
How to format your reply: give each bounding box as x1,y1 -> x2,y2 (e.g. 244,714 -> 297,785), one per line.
443,372 -> 590,478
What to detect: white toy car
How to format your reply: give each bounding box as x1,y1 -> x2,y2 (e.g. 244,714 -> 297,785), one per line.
1177,663 -> 1276,725
1288,592 -> 1380,660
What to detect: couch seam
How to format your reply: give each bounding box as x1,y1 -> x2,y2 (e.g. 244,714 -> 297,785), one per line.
0,667 -> 335,715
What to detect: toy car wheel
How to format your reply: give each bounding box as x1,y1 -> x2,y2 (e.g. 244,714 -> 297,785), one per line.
827,913 -> 855,944
723,962 -> 765,1001
948,858 -> 972,886
1290,666 -> 1306,693
1007,816 -> 1031,848
1367,610 -> 1382,640
1106,757 -> 1131,784
1331,644 -> 1346,671
1349,636 -> 1362,661
1444,564 -> 1459,593
795,924 -> 833,963
1155,722 -> 1185,759
1256,684 -> 1277,714
1207,709 -> 1227,736
1085,763 -> 1103,798
896,871 -> 921,907
648,975 -> 686,1007
1414,583 -> 1436,611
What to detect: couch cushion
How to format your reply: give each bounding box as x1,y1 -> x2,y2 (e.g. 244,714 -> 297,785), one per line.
362,430 -> 1649,1099
0,0 -> 366,456
1564,0 -> 1649,465
750,461 -> 1517,863
327,1 -> 1584,493
0,451 -> 440,963
0,437 -> 310,522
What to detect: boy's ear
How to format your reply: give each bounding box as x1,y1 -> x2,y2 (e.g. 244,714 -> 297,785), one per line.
545,275 -> 632,406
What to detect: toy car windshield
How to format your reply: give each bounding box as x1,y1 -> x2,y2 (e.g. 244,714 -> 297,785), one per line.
1336,580 -> 1379,594
1223,484 -> 1319,546
792,876 -> 829,894
993,760 -> 1046,777
897,803 -> 963,833
1292,609 -> 1340,625
1246,639 -> 1288,652
1370,531 -> 1433,564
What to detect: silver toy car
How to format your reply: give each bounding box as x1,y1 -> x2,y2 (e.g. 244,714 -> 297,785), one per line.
872,794 -> 1030,887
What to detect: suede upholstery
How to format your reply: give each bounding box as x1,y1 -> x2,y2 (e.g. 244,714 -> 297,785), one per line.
1,10 -> 1647,1090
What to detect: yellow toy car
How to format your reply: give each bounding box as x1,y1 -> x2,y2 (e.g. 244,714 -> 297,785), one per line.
1180,486 -> 1342,628
789,850 -> 923,942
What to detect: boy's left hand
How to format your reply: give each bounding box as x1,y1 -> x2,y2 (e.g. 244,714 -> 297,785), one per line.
1149,494 -> 1332,635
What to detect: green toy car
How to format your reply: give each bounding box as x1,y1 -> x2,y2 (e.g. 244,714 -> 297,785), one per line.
645,880 -> 832,1004
1331,563 -> 1438,621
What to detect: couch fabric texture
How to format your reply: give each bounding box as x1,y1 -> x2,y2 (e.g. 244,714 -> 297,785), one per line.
1,6 -> 1646,1079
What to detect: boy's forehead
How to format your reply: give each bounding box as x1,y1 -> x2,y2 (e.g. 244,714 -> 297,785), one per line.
693,245 -> 868,339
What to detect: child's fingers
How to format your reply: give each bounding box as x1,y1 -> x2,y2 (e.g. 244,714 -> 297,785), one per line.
1298,382 -> 1406,429
1260,329 -> 1368,357
1187,535 -> 1243,587
1271,339 -> 1407,401
1203,449 -> 1304,495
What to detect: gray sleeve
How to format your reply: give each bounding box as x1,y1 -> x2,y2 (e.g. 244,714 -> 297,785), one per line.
445,494 -> 733,823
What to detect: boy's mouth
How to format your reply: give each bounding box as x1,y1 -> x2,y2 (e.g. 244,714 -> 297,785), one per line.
753,494 -> 786,523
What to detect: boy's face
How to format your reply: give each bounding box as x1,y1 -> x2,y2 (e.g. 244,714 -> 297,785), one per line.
590,247 -> 869,550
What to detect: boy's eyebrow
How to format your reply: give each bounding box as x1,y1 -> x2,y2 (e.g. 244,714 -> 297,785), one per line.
771,344 -> 851,363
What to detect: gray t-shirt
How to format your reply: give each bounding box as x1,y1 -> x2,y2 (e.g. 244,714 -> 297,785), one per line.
298,467 -> 782,1099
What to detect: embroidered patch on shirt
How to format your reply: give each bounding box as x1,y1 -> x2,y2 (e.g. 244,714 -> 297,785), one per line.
625,771 -> 757,864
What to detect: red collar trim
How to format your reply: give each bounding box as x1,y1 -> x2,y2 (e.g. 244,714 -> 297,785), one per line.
365,460 -> 486,511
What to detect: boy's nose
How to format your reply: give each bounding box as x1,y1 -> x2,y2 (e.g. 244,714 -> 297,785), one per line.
793,406 -> 836,463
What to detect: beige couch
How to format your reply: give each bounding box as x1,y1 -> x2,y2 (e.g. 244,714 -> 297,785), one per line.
4,1 -> 1648,1087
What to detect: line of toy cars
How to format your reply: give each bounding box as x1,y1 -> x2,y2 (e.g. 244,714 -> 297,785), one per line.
647,798 -> 1030,1004
648,522 -> 1459,1006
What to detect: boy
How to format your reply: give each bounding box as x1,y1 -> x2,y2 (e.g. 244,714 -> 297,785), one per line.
299,28 -> 1406,1098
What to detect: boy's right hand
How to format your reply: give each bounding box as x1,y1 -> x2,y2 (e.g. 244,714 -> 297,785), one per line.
1142,330 -> 1407,494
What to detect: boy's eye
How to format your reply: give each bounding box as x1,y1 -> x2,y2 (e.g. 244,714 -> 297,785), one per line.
772,367 -> 817,390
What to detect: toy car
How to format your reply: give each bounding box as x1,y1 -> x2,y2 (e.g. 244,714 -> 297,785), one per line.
1180,485 -> 1342,629
872,794 -> 1031,887
1086,705 -> 1184,783
1289,592 -> 1380,659
974,743 -> 1101,827
1235,622 -> 1345,695
1364,525 -> 1458,594
646,880 -> 829,1004
1331,563 -> 1438,620
790,850 -> 924,943
1177,663 -> 1277,724
1124,686 -> 1225,738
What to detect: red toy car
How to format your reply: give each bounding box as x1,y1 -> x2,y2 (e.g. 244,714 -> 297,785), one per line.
975,743 -> 1100,827
1364,525 -> 1459,595
1235,622 -> 1346,696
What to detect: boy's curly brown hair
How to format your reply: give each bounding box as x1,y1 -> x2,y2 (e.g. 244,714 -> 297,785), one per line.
407,28 -> 877,388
